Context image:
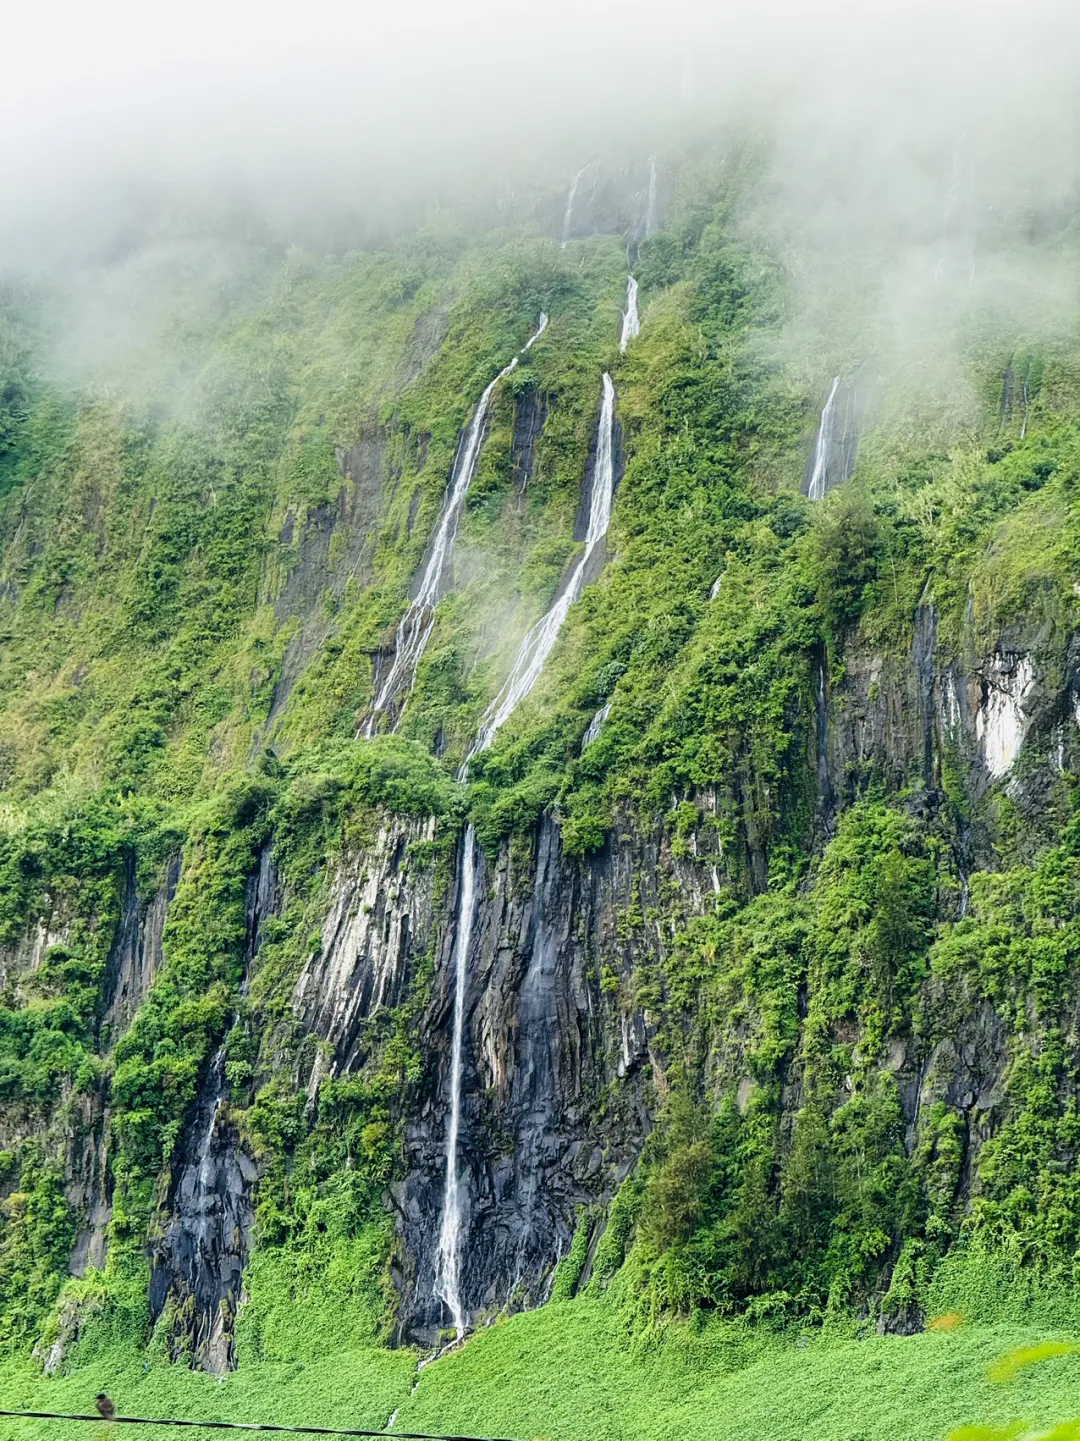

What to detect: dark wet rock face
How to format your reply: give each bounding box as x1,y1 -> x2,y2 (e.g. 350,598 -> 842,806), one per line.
511,389 -> 548,499
297,807 -> 672,1344
148,1049 -> 257,1373
101,855 -> 181,1038
293,817 -> 437,1075
146,845 -> 277,1372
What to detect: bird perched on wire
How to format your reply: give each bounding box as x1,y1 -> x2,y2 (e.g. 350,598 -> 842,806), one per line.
95,1393 -> 116,1420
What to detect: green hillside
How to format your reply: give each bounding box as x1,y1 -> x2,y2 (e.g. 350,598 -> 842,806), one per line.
1,132 -> 1080,1441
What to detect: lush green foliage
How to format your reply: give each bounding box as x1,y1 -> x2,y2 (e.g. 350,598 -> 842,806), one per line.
1,139 -> 1080,1440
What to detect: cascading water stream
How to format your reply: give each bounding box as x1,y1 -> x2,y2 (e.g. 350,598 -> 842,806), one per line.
620,277 -> 640,353
432,827 -> 478,1339
432,373 -> 618,1338
807,377 -> 857,502
561,165 -> 589,248
468,372 -> 616,759
807,377 -> 840,502
645,157 -> 659,237
581,700 -> 611,749
361,314 -> 548,737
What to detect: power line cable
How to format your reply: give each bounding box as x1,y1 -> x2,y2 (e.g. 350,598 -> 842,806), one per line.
0,1411 -> 522,1440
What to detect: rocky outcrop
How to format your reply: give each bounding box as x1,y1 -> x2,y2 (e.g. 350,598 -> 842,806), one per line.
294,816 -> 439,1073
148,1048 -> 258,1373
296,797 -> 723,1343
146,845 -> 277,1372
100,855 -> 181,1039
147,593 -> 1078,1353
0,911 -> 71,992
511,389 -> 548,501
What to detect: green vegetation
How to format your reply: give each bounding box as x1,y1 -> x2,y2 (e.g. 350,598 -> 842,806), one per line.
0,137 -> 1080,1439
3,1287 -> 1080,1441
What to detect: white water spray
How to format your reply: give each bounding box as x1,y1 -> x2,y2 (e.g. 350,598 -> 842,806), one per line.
432,825 -> 479,1339
808,377 -> 841,502
582,700 -> 611,750
645,158 -> 659,237
620,277 -> 640,353
362,315 -> 548,737
561,165 -> 589,248
469,373 -> 616,758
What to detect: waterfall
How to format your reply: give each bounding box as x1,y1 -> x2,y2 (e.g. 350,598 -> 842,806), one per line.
468,373 -> 616,759
433,374 -> 619,1336
561,165 -> 589,248
148,1043 -> 255,1373
432,825 -> 479,1339
362,314 -> 548,737
807,377 -> 858,501
807,378 -> 840,503
645,158 -> 658,237
620,277 -> 640,353
934,148 -> 977,286
581,700 -> 611,749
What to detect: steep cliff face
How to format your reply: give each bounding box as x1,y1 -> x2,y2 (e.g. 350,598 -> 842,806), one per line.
145,846 -> 278,1369
1,143 -> 1079,1386
101,857 -> 181,1041
268,595 -> 1074,1345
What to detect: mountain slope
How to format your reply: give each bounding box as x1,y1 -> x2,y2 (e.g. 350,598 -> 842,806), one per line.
0,144 -> 1079,1433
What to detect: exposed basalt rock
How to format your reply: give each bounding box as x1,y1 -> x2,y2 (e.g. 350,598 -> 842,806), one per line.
974,652 -> 1037,780
299,797 -> 725,1343
159,599 -> 1077,1350
294,816 -> 438,1073
67,1099 -> 111,1277
559,159 -> 661,248
100,854 -> 181,1038
148,1048 -> 257,1373
511,389 -> 548,499
146,844 -> 277,1372
0,908 -> 71,992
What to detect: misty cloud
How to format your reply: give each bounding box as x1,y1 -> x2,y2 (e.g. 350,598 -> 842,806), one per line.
4,1 -> 1078,252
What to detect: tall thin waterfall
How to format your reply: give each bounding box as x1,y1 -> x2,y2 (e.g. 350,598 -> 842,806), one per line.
561,165 -> 589,248
807,377 -> 858,502
934,148 -> 977,286
362,315 -> 548,737
432,827 -> 478,1339
432,374 -> 618,1337
620,277 -> 640,353
469,373 -> 616,758
645,158 -> 659,237
807,378 -> 840,503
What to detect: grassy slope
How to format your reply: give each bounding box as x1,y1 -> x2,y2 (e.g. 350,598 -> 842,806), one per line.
1,1301 -> 1080,1441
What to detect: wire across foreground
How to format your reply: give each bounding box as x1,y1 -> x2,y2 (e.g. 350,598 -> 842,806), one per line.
0,1411 -> 524,1440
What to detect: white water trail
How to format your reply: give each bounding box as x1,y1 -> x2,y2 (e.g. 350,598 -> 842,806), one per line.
645,158 -> 658,237
361,315 -> 548,738
433,376 -> 618,1336
807,377 -> 841,502
432,825 -> 479,1339
468,373 -> 616,759
561,165 -> 589,248
620,277 -> 640,354
582,700 -> 611,750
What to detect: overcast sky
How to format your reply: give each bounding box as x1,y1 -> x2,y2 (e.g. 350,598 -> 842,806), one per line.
3,0 -> 1078,261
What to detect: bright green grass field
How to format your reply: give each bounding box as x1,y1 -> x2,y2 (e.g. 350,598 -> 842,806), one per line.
1,1297 -> 1079,1441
